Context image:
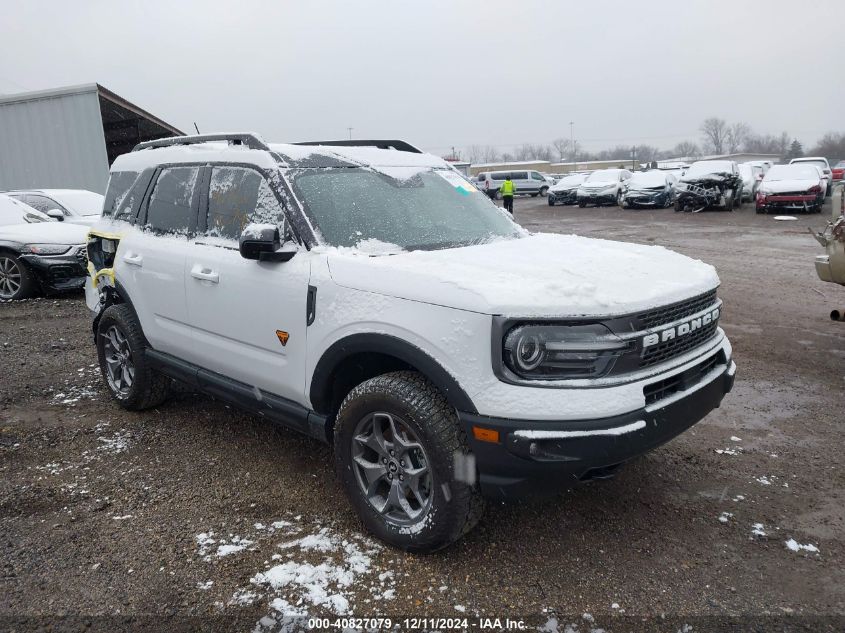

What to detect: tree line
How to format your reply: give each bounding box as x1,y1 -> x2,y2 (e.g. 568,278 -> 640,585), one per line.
461,120 -> 845,165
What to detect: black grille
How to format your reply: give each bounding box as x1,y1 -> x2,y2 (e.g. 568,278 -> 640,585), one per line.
641,320 -> 719,367
637,289 -> 718,330
643,351 -> 724,406
76,248 -> 88,268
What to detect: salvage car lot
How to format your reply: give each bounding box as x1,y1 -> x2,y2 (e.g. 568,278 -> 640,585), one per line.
2,198 -> 844,630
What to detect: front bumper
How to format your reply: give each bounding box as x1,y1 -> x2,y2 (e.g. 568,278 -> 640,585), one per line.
549,190 -> 578,204
624,192 -> 667,207
577,191 -> 617,205
757,194 -> 821,212
20,249 -> 87,292
460,357 -> 735,500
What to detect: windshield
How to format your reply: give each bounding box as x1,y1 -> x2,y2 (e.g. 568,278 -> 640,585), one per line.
585,169 -> 621,183
53,191 -> 105,216
0,195 -> 47,226
628,171 -> 666,187
685,161 -> 733,178
765,165 -> 820,181
290,168 -> 522,250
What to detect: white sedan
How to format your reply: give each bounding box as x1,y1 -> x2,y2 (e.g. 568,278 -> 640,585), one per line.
5,189 -> 104,226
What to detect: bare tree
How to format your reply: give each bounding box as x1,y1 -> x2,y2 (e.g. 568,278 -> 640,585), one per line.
633,144 -> 660,163
726,122 -> 751,154
671,141 -> 700,158
700,117 -> 728,154
551,138 -> 571,162
464,145 -> 484,163
810,132 -> 845,162
475,145 -> 500,163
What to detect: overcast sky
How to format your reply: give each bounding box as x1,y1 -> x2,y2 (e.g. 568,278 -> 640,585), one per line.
1,0 -> 843,156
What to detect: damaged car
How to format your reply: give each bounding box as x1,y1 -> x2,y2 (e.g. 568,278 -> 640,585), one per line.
547,173 -> 587,206
0,193 -> 89,300
675,160 -> 743,213
576,168 -> 632,207
756,164 -> 826,215
620,170 -> 676,209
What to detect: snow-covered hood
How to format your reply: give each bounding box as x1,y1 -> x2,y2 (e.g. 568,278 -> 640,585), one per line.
550,182 -> 579,192
580,180 -> 617,189
0,222 -> 88,245
326,233 -> 719,317
760,179 -> 819,194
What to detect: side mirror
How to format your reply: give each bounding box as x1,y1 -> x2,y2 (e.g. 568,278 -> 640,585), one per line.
239,223 -> 297,262
47,209 -> 64,221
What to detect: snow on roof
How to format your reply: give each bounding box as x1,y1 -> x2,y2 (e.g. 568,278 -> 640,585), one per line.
270,144 -> 448,169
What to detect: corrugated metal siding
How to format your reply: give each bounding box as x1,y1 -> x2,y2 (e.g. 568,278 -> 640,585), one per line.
0,90 -> 109,194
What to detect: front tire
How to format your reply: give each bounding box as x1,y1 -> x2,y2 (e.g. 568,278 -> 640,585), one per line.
548,198 -> 555,206
539,186 -> 549,197
0,253 -> 35,300
333,371 -> 483,552
96,304 -> 171,410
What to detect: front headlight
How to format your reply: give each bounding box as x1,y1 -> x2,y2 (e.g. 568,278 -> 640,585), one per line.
503,324 -> 632,380
27,244 -> 73,255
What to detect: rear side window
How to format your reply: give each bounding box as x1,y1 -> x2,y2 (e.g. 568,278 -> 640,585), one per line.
144,166 -> 199,234
490,172 -> 509,180
511,171 -> 528,180
205,166 -> 285,241
103,171 -> 139,217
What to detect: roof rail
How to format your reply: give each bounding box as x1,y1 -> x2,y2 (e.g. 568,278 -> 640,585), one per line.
132,133 -> 269,152
293,139 -> 423,154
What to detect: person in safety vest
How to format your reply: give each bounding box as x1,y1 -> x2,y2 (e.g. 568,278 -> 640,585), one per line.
500,174 -> 516,214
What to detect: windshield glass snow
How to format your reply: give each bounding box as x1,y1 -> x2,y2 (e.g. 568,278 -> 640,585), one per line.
290,168 -> 521,250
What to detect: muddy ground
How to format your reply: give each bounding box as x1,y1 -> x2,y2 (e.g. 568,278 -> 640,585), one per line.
1,198 -> 843,632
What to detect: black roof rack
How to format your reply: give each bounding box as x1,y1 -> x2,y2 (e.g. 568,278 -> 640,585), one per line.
132,133 -> 269,152
293,139 -> 422,154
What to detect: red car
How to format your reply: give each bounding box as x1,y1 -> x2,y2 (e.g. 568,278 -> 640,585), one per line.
832,160 -> 845,182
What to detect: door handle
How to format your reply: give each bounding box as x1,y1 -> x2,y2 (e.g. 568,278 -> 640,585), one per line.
190,264 -> 219,283
122,253 -> 143,266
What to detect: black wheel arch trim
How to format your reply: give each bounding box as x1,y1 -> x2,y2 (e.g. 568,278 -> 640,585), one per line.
310,333 -> 478,415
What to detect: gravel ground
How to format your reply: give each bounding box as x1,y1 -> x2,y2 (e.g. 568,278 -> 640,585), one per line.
1,197 -> 843,632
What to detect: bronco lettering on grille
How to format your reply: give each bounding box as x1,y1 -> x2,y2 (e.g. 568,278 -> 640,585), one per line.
642,307 -> 720,348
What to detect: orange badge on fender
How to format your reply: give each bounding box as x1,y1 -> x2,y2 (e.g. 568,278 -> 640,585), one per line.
276,330 -> 290,346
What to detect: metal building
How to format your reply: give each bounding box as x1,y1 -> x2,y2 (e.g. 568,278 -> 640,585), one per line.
0,83 -> 183,194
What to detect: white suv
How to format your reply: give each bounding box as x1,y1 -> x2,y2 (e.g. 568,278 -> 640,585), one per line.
86,133 -> 735,551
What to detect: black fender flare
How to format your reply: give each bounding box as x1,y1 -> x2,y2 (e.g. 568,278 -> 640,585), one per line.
91,281 -> 147,346
310,333 -> 478,415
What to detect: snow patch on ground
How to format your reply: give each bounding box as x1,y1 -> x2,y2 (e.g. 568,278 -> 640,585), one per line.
51,366 -> 100,406
751,523 -> 768,537
785,538 -> 819,553
195,532 -> 255,560
718,512 -> 733,523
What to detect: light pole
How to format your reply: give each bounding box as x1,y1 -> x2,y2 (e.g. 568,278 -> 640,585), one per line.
569,122 -> 575,172
347,127 -> 353,140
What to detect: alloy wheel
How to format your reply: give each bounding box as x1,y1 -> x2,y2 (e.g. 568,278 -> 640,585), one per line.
0,257 -> 22,299
351,411 -> 432,525
102,325 -> 135,395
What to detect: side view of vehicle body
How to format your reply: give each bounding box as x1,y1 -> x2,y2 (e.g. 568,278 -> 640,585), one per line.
738,163 -> 761,202
756,164 -> 826,214
5,189 -> 104,226
476,170 -> 550,199
620,170 -> 676,209
85,133 -> 734,552
675,161 -> 743,213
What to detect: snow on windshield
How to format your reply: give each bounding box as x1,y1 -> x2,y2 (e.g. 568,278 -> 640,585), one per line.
292,167 -> 522,251
0,195 -> 46,225
555,175 -> 586,187
628,171 -> 666,187
765,164 -> 820,181
586,169 -> 622,182
685,161 -> 733,178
